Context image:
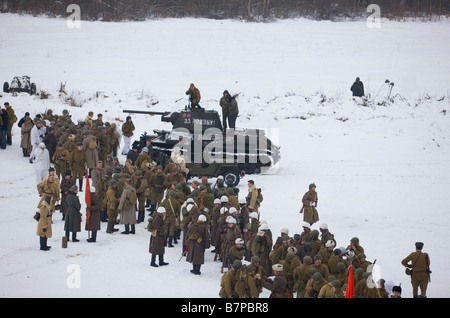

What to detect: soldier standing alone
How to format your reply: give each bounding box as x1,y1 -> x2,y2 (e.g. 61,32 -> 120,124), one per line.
401,242 -> 431,298
300,183 -> 319,225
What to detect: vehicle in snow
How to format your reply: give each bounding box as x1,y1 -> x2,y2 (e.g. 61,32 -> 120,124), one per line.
124,107 -> 280,186
3,76 -> 37,95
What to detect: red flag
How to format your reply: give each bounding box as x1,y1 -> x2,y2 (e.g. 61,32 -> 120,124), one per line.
85,169 -> 91,230
345,265 -> 355,298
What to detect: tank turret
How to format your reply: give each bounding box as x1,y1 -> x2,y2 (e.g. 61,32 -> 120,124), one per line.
123,107 -> 280,186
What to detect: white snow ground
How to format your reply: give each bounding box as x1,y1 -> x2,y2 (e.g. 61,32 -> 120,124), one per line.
0,13 -> 449,299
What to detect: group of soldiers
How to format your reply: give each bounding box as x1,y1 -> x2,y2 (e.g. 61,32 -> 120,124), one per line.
25,108 -> 430,299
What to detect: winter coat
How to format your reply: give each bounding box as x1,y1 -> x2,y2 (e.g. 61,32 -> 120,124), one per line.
262,274 -> 288,298
69,149 -> 88,172
149,213 -> 166,255
318,283 -> 344,298
229,98 -> 239,115
220,268 -> 239,298
34,144 -> 50,172
60,177 -> 75,214
301,190 -> 319,224
37,178 -> 60,211
121,121 -> 135,137
86,192 -> 101,232
351,81 -> 365,97
186,221 -> 210,265
65,192 -> 82,232
305,277 -> 328,298
247,185 -> 259,211
106,186 -> 120,220
118,185 -> 137,225
219,96 -> 230,114
36,201 -> 52,238
30,125 -> 46,148
251,230 -> 273,276
43,132 -> 58,162
82,135 -> 99,169
20,121 -> 33,152
186,87 -> 201,106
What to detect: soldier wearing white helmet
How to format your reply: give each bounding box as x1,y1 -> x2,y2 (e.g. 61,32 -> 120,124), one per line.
185,212 -> 210,275
149,206 -> 169,268
243,211 -> 260,262
222,213 -> 242,270
252,221 -> 273,276
228,238 -> 245,266
317,239 -> 336,266
319,223 -> 336,248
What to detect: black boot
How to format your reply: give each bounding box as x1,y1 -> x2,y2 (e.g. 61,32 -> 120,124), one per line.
121,224 -> 130,234
159,255 -> 169,266
190,264 -> 201,275
106,222 -> 115,234
168,236 -> 174,247
150,254 -> 158,267
100,210 -> 107,222
78,179 -> 83,192
40,237 -> 49,251
129,224 -> 135,234
137,210 -> 144,223
72,232 -> 79,242
87,231 -> 97,242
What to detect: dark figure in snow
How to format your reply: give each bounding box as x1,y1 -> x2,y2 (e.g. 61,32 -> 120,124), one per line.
351,77 -> 365,97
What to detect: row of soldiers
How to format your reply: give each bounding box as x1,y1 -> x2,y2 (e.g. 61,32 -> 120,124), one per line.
217,219 -> 403,299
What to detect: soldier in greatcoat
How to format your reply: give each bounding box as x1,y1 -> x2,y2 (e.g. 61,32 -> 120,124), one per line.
262,264 -> 288,298
301,183 -> 319,225
69,142 -> 87,191
20,116 -> 33,157
64,185 -> 82,242
149,207 -> 169,267
186,214 -> 210,275
118,179 -> 137,235
106,179 -> 120,233
37,196 -> 53,251
60,170 -> 75,220
148,166 -> 166,214
86,186 -> 101,242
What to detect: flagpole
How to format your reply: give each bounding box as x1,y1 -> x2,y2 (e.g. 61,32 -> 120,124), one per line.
85,168 -> 91,240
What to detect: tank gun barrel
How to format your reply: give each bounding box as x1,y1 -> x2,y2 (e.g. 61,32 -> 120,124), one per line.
123,109 -> 170,116
123,109 -> 171,122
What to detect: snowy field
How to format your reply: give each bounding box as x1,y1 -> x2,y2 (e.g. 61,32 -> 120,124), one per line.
0,13 -> 449,299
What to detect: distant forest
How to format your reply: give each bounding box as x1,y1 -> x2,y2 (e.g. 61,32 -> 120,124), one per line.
1,0 -> 449,21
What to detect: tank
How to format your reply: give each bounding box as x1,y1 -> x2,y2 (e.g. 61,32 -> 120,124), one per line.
124,107 -> 280,186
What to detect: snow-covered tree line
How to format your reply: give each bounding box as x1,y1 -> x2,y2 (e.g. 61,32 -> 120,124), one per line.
1,0 -> 449,22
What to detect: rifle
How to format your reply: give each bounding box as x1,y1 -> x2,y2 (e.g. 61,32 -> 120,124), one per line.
217,244 -> 225,262
179,246 -> 189,262
425,253 -> 432,282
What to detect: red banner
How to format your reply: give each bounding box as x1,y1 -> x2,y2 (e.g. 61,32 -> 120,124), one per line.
345,265 -> 355,298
